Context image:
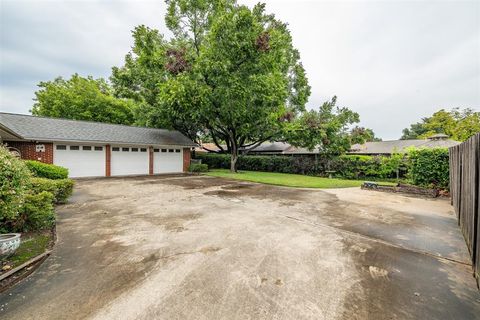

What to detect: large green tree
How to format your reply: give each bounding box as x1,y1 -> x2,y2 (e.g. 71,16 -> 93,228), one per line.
112,0 -> 359,171
32,74 -> 136,125
401,108 -> 480,141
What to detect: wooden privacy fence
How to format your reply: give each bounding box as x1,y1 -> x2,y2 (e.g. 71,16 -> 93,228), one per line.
449,133 -> 480,287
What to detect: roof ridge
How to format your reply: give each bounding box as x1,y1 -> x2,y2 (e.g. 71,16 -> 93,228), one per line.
0,112 -> 174,132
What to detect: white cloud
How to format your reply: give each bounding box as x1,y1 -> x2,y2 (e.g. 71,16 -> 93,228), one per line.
1,0 -> 479,139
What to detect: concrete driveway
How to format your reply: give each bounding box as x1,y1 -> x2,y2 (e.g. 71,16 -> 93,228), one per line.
0,175 -> 478,319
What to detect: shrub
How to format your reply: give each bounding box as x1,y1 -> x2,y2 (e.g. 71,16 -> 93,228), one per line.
0,145 -> 31,233
25,160 -> 68,179
21,191 -> 55,231
406,148 -> 449,189
189,163 -> 209,172
30,177 -> 75,204
53,179 -> 74,203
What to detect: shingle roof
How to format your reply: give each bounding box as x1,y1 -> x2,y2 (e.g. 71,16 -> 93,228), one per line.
349,138 -> 460,154
0,112 -> 196,146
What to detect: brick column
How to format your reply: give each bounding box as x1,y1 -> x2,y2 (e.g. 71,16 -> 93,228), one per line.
149,147 -> 154,175
183,148 -> 191,172
105,145 -> 111,177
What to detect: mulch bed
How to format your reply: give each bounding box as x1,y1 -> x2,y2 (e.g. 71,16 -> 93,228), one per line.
361,183 -> 442,198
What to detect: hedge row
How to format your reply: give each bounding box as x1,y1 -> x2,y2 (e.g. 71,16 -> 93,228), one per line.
194,148 -> 450,189
194,153 -> 405,179
25,160 -> 69,180
407,148 -> 449,189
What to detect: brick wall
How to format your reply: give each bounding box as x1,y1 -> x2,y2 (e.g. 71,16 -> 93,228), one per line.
149,147 -> 154,175
183,148 -> 191,172
105,144 -> 111,177
5,141 -> 53,164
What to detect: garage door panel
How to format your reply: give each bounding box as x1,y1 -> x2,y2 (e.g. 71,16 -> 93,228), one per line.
111,146 -> 149,176
54,144 -> 105,178
153,148 -> 183,174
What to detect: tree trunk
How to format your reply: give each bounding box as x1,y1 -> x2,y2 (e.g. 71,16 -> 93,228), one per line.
230,141 -> 239,173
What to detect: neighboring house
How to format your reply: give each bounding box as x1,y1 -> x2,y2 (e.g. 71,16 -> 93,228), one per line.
348,134 -> 460,155
0,112 -> 196,178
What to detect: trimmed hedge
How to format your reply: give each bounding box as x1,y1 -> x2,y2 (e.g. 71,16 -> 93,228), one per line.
30,177 -> 75,204
25,160 -> 69,179
406,148 -> 449,189
189,163 -> 208,172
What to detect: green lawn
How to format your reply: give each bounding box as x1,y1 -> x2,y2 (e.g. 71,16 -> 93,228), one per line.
205,169 -> 395,189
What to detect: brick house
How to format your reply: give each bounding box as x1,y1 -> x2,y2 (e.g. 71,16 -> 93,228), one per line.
0,112 -> 196,178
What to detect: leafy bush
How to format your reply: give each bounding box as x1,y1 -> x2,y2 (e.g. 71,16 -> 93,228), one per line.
25,160 -> 68,179
53,179 -> 74,203
21,191 -> 55,231
30,177 -> 74,204
0,145 -> 31,232
406,148 -> 449,189
189,163 -> 209,172
333,154 -> 405,179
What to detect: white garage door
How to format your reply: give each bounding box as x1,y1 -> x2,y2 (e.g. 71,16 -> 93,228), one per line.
54,144 -> 106,178
111,146 -> 149,176
153,147 -> 183,174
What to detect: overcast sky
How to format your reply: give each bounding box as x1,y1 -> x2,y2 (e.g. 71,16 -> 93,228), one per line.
0,0 -> 479,140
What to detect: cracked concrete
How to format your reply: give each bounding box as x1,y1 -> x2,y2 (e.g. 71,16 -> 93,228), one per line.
0,175 -> 478,319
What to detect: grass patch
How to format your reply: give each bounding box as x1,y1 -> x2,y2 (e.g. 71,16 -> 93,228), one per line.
1,232 -> 52,272
205,169 -> 396,189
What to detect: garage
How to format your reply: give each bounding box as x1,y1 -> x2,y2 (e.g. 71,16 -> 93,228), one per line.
54,144 -> 105,178
0,112 -> 195,178
111,146 -> 149,176
153,147 -> 183,174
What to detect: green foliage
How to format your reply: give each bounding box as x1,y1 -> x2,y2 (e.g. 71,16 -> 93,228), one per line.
406,148 -> 449,189
349,126 -> 382,144
0,146 -> 32,232
284,96 -> 360,153
25,160 -> 68,180
30,178 -> 74,204
195,152 -> 405,179
189,163 -> 209,172
31,74 -> 136,125
334,154 -> 404,179
21,191 -> 55,231
401,108 -> 480,141
112,1 -> 319,171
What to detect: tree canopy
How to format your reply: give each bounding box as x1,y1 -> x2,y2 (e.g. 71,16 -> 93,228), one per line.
401,108 -> 480,141
31,74 -> 136,125
111,0 -> 360,170
349,126 -> 381,144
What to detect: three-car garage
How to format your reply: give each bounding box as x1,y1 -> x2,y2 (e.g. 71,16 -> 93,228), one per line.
0,112 -> 195,179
